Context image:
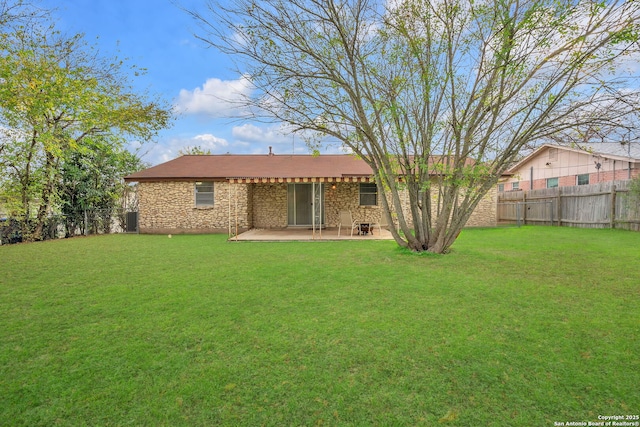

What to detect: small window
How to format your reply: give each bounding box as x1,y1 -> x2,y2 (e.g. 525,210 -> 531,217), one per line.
512,182 -> 520,190
577,174 -> 589,185
359,183 -> 378,206
498,184 -> 505,192
195,181 -> 214,206
546,177 -> 559,188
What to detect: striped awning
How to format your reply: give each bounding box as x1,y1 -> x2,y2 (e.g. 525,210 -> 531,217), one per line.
226,176 -> 372,184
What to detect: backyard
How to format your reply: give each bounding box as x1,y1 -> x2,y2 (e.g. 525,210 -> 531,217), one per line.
0,227 -> 638,426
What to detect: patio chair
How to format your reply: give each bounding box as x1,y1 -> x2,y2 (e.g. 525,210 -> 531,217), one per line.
370,214 -> 389,235
338,210 -> 361,237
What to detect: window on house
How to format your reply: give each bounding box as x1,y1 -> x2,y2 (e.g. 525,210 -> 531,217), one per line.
195,181 -> 214,206
577,174 -> 589,185
512,182 -> 520,190
498,184 -> 505,192
546,177 -> 559,188
359,183 -> 378,206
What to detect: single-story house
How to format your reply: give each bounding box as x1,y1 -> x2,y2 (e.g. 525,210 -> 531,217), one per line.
500,143 -> 640,192
124,153 -> 498,235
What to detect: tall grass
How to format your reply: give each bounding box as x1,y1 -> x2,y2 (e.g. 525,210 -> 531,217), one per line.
1,227 -> 638,426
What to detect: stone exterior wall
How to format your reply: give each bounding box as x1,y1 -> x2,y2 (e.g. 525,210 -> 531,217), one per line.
325,183 -> 383,226
137,179 -> 496,234
250,183 -> 379,228
138,181 -> 250,234
252,183 -> 288,228
393,184 -> 497,228
250,182 -> 385,228
327,182 -> 496,227
465,186 -> 497,227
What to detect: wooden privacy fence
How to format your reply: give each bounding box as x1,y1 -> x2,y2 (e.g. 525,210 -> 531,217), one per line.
497,180 -> 640,231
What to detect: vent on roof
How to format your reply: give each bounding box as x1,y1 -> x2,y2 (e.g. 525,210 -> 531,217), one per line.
268,146 -> 274,156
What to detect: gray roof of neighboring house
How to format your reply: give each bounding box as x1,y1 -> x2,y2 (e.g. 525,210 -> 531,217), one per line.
581,142 -> 640,159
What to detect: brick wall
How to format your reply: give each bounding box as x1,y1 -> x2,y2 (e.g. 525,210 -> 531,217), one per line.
512,168 -> 639,191
518,181 -> 531,190
590,168 -> 640,183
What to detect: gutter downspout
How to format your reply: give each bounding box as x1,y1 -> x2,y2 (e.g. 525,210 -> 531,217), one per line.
530,167 -> 533,190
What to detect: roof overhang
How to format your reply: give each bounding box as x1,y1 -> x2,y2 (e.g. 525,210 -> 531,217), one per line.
226,176 -> 373,184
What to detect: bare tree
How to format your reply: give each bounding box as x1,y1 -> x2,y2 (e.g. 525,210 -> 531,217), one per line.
0,0 -> 46,28
190,0 -> 640,253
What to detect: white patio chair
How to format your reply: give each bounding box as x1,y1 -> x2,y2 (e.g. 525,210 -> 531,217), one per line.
338,210 -> 361,237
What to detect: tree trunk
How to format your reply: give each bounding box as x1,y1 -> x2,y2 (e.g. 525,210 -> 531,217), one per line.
31,152 -> 58,241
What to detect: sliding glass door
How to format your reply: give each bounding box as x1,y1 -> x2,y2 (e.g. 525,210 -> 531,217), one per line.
287,183 -> 325,226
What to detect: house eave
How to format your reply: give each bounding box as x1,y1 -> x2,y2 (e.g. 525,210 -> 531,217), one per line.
125,175 -> 375,184
226,176 -> 373,183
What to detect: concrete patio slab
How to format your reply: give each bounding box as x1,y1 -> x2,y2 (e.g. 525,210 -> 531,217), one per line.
230,227 -> 393,241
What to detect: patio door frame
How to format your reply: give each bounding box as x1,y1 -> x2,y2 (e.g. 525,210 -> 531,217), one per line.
287,183 -> 325,227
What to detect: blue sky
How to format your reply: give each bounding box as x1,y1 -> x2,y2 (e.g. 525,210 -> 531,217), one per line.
40,0 -> 315,165
33,0 -> 640,167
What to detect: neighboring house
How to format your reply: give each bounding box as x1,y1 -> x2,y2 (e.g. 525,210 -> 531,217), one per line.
124,153 -> 497,234
500,143 -> 640,192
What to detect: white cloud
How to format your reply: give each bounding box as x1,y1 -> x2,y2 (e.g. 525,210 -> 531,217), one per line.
174,75 -> 253,116
231,123 -> 320,154
131,121 -> 348,167
231,123 -> 353,155
136,133 -> 231,165
231,123 -> 294,144
193,133 -> 229,149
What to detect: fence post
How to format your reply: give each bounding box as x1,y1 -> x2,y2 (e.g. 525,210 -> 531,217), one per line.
556,188 -> 562,227
610,184 -> 617,229
522,192 -> 527,225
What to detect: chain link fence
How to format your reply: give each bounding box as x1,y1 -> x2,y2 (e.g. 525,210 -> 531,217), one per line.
0,209 -> 138,245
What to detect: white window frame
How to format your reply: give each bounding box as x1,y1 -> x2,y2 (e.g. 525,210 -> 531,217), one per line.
546,177 -> 559,188
577,174 -> 589,186
195,181 -> 214,207
359,183 -> 378,206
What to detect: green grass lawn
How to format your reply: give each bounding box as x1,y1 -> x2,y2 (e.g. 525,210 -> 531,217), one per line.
1,227 -> 638,426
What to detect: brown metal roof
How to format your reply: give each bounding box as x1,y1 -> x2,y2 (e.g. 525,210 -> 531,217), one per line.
124,154 -> 374,182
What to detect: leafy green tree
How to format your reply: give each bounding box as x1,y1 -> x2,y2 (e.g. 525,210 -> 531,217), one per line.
60,140 -> 146,236
628,167 -> 640,208
0,4 -> 172,240
192,0 -> 640,253
177,145 -> 213,156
